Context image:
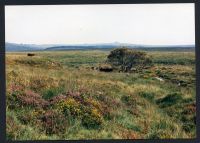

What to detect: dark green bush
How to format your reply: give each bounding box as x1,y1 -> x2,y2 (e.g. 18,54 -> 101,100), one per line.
107,47 -> 152,72
156,93 -> 183,108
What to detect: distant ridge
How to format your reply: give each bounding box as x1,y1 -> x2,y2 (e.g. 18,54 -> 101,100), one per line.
6,42 -> 195,52
6,43 -> 44,52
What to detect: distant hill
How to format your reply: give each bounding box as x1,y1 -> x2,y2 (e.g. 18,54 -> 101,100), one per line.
45,43 -> 195,52
45,45 -> 117,51
5,43 -> 62,52
6,42 -> 195,52
6,43 -> 44,52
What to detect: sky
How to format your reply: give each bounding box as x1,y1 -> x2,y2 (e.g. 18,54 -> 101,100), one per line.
5,4 -> 195,45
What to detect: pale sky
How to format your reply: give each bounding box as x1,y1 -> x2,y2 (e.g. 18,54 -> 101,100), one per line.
5,4 -> 195,45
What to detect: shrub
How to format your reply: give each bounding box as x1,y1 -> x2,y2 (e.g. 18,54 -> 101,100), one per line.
107,47 -> 152,72
39,110 -> 68,135
57,97 -> 82,117
56,93 -> 105,129
49,94 -> 67,105
82,108 -> 104,129
17,90 -> 49,108
156,92 -> 183,108
85,98 -> 102,112
7,84 -> 24,109
8,84 -> 24,94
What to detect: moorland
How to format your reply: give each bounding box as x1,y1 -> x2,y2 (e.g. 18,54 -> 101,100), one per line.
6,48 -> 196,140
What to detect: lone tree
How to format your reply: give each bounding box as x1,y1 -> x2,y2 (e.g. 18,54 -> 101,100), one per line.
107,47 -> 152,72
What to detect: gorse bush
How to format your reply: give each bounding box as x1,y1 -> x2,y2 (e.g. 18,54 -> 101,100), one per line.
82,108 -> 104,129
56,93 -> 105,129
58,97 -> 82,117
107,47 -> 152,72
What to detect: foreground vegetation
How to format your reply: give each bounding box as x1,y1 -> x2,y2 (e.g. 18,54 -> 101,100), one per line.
6,49 -> 196,140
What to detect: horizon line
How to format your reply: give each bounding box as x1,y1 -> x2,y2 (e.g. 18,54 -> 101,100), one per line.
5,41 -> 195,46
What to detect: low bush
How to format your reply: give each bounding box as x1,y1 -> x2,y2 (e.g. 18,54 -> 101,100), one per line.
82,108 -> 104,129
156,93 -> 183,108
107,47 -> 152,72
56,93 -> 105,129
17,90 -> 49,108
39,110 -> 68,135
57,97 -> 82,117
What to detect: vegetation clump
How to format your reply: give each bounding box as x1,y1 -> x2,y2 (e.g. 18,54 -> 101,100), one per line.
107,47 -> 152,72
156,92 -> 183,108
18,90 -> 48,108
39,110 -> 68,135
82,108 -> 104,129
156,93 -> 196,134
56,92 -> 105,129
15,57 -> 62,69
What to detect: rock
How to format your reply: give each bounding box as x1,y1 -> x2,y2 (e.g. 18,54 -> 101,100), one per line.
155,77 -> 164,82
99,64 -> 113,72
27,53 -> 35,56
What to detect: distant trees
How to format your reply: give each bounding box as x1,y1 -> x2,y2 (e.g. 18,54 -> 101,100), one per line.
107,47 -> 152,72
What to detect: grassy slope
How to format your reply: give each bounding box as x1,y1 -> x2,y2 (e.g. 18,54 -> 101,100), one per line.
6,50 -> 196,140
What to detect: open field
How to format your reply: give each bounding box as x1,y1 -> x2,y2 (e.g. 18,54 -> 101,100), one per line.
6,50 -> 196,140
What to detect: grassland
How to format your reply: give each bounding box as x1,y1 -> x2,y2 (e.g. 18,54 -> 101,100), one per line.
6,50 -> 196,140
